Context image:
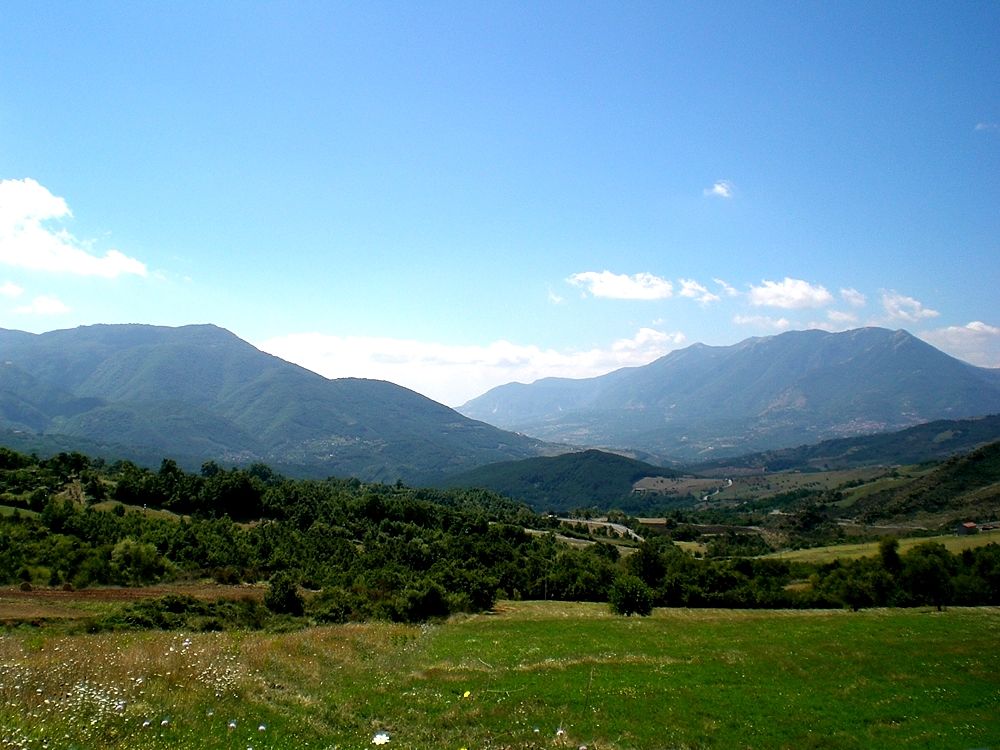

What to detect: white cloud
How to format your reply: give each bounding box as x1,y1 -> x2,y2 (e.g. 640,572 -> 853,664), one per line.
547,287 -> 564,305
881,290 -> 939,322
0,178 -> 147,278
713,277 -> 740,297
703,180 -> 734,198
975,122 -> 999,131
840,287 -> 866,308
14,294 -> 70,315
678,278 -> 720,304
611,327 -> 686,352
257,327 -> 687,406
748,277 -> 833,309
0,281 -> 23,298
965,321 -> 1000,334
733,314 -> 791,331
919,321 -> 1000,367
567,270 -> 673,300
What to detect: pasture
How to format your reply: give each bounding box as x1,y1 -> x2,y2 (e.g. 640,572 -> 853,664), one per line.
633,466 -> 900,508
1,598 -> 997,749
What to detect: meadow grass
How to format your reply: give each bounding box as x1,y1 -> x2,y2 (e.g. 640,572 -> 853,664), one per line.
1,601 -> 997,749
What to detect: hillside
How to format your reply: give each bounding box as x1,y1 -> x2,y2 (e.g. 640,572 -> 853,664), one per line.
853,440 -> 1000,524
443,448 -> 680,512
460,327 -> 1000,462
686,414 -> 1000,474
0,324 -> 548,482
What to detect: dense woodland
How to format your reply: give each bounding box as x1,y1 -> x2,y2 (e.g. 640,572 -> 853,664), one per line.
1,447 -> 998,626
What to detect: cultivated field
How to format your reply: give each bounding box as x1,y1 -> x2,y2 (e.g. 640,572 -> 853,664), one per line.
2,598 -> 997,749
766,528 -> 1000,563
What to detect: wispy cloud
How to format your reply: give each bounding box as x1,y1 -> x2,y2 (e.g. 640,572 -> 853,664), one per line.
919,321 -> 1000,367
733,314 -> 791,331
14,294 -> 70,315
748,277 -> 833,309
713,278 -> 740,297
807,309 -> 859,333
975,122 -> 999,132
0,178 -> 147,278
257,327 -> 687,406
678,278 -> 720,304
547,287 -> 565,305
840,287 -> 866,308
826,309 -> 858,324
703,180 -> 734,198
0,281 -> 23,298
881,290 -> 939,322
567,270 -> 673,300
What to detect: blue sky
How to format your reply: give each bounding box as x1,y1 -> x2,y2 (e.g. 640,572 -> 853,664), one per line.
1,1 -> 998,405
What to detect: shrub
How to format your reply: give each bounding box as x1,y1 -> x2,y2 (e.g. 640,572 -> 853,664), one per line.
93,594 -> 272,632
308,586 -> 356,624
609,574 -> 654,616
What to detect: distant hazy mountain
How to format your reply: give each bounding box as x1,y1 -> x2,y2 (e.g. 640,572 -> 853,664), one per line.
0,324 -> 548,482
442,448 -> 680,512
459,328 -> 1000,462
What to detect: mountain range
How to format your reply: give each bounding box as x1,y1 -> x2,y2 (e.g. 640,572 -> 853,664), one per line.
459,327 -> 1000,463
0,324 -> 548,482
687,414 -> 1000,474
3,324 -> 999,485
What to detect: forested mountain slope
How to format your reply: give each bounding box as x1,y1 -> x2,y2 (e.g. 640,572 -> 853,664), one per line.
442,448 -> 680,512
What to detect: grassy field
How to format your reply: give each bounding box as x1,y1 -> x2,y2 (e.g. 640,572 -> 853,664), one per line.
766,528 -> 1000,563
1,599 -> 998,749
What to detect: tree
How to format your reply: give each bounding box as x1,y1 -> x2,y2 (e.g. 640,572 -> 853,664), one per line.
625,537 -> 671,587
879,536 -> 902,576
264,571 -> 304,616
609,574 -> 654,616
900,542 -> 955,611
